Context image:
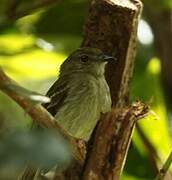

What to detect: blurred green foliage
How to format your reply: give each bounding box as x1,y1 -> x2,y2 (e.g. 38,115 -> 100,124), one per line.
35,0 -> 89,35
0,130 -> 71,179
145,0 -> 172,9
131,54 -> 171,156
0,0 -> 171,179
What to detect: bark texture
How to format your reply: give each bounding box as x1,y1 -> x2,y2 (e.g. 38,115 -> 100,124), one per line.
82,0 -> 142,107
82,103 -> 149,180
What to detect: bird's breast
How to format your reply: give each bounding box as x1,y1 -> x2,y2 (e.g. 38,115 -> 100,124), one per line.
55,74 -> 111,140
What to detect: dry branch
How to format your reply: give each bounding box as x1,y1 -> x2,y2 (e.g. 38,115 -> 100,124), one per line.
82,102 -> 149,180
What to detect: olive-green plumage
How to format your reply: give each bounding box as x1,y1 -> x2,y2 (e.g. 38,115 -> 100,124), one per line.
44,47 -> 113,140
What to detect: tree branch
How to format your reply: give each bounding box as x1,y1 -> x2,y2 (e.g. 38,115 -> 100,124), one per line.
81,102 -> 149,180
0,68 -> 85,165
6,0 -> 62,20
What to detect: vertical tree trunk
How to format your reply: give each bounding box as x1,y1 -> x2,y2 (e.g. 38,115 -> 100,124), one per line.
141,5 -> 172,179
82,0 -> 142,107
144,4 -> 172,115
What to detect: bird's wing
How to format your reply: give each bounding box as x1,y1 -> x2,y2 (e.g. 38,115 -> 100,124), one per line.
43,79 -> 69,116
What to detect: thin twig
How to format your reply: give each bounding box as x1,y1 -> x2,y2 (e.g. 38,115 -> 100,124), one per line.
155,151 -> 172,180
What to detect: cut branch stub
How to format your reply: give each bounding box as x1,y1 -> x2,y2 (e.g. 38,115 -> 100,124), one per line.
82,102 -> 149,180
81,0 -> 143,107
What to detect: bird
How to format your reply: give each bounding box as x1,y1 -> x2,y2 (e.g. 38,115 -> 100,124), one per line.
43,47 -> 113,140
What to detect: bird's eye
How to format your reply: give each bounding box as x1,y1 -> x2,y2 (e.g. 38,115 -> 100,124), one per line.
80,55 -> 89,63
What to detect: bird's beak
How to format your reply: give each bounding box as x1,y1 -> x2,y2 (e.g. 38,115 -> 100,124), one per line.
101,55 -> 116,62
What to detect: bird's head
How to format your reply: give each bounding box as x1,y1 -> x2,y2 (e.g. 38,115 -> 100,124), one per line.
60,47 -> 115,77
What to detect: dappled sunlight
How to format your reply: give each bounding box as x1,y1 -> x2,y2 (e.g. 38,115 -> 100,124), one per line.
147,57 -> 161,75
0,33 -> 67,132
0,34 -> 35,53
0,50 -> 65,80
0,33 -> 66,81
